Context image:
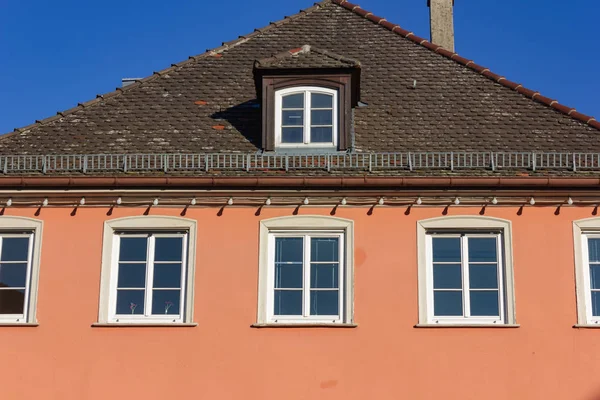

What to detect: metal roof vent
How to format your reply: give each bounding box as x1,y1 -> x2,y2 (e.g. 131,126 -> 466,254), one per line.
121,78 -> 142,87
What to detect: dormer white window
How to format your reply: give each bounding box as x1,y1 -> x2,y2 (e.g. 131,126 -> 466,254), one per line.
275,87 -> 338,149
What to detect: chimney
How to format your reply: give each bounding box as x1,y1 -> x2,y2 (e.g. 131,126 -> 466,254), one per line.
428,0 -> 455,52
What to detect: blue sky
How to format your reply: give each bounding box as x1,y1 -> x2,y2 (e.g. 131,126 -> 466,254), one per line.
0,0 -> 598,135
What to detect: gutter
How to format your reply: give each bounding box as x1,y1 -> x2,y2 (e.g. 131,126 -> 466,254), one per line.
0,176 -> 599,190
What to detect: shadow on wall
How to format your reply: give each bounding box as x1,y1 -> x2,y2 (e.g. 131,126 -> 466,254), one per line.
211,99 -> 262,149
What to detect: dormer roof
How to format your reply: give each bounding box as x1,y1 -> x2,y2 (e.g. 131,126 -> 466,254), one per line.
254,45 -> 361,70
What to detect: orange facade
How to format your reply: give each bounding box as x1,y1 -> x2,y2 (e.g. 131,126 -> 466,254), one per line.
1,204 -> 599,399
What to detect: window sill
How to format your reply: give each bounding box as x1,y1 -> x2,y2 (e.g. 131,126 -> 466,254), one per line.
251,323 -> 357,329
271,148 -> 341,155
573,324 -> 600,329
0,322 -> 39,327
415,324 -> 520,328
91,323 -> 198,328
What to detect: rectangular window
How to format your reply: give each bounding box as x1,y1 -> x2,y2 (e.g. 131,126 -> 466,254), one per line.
111,232 -> 188,322
0,233 -> 34,322
269,232 -> 344,323
427,232 -> 504,324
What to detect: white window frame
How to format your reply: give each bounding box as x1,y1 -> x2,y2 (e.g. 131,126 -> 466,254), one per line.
257,216 -> 354,325
417,216 -> 516,326
109,232 -> 188,323
274,86 -> 338,149
98,216 -> 197,325
0,217 -> 43,324
572,217 -> 600,326
268,231 -> 344,323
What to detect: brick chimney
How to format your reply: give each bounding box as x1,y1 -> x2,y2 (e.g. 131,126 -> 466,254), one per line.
428,0 -> 455,52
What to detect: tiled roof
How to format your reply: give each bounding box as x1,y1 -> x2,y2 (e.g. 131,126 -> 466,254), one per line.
1,0 -> 599,156
254,45 -> 361,69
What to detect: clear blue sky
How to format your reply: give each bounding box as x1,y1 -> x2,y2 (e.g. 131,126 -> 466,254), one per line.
1,0 -> 598,135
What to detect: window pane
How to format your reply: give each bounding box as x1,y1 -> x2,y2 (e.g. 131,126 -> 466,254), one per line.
311,263 -> 339,289
432,237 -> 461,262
311,93 -> 333,108
282,93 -> 304,108
470,290 -> 500,316
116,290 -> 144,315
152,290 -> 181,315
1,238 -> 29,261
433,291 -> 463,316
117,263 -> 146,288
433,264 -> 462,289
311,238 -> 339,262
153,264 -> 182,288
311,110 -> 332,125
469,264 -> 499,289
310,290 -> 339,315
592,292 -> 600,316
589,238 -> 600,262
119,237 -> 147,262
154,237 -> 183,262
590,265 -> 600,290
275,237 -> 303,263
310,127 -> 333,143
275,263 -> 303,288
0,263 -> 27,288
274,290 -> 302,315
281,127 -> 303,143
468,238 -> 498,262
0,289 -> 25,314
282,110 -> 304,126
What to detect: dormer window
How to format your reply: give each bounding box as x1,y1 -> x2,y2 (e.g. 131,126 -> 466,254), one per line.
276,87 -> 338,148
253,45 -> 361,152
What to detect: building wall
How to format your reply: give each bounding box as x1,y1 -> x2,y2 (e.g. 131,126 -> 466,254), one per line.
1,205 -> 599,400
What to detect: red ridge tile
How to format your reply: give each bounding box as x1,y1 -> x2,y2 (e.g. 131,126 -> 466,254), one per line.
531,94 -> 555,107
551,103 -> 575,115
435,48 -> 454,58
379,20 -> 397,31
365,14 -> 384,24
420,41 -> 440,51
570,111 -> 595,124
498,79 -> 520,90
481,70 -> 503,82
392,26 -> 412,37
515,86 -> 537,98
589,120 -> 600,130
450,54 -> 470,65
466,63 -> 487,73
353,7 -> 370,17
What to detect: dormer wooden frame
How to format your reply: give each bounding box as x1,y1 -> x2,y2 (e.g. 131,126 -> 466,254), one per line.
257,70 -> 360,152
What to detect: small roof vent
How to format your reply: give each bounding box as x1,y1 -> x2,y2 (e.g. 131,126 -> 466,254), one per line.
121,78 -> 142,87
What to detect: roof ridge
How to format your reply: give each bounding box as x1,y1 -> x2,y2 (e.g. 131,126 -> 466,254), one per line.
330,0 -> 600,131
307,45 -> 361,66
4,1 -> 331,138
